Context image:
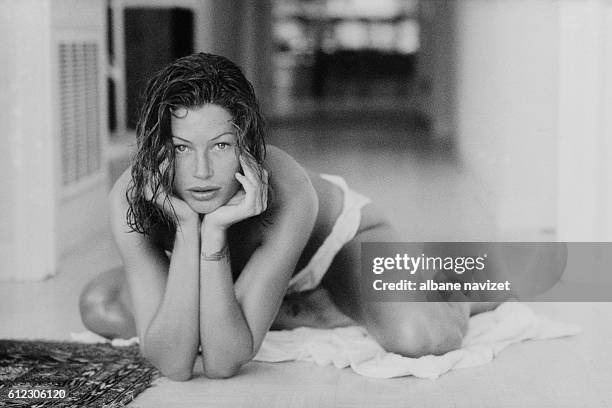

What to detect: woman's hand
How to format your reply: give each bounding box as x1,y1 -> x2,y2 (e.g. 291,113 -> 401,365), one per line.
203,154 -> 269,232
144,182 -> 199,228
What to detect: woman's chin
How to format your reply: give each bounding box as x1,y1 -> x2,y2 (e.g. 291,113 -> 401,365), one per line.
186,200 -> 222,215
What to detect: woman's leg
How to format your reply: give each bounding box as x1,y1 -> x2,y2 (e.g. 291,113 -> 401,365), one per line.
271,286 -> 355,330
79,268 -> 137,339
321,210 -> 499,357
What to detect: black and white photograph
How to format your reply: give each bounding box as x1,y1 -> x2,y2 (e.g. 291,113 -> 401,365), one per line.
1,0 -> 611,407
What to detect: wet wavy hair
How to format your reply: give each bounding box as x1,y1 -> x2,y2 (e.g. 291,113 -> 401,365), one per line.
126,52 -> 267,235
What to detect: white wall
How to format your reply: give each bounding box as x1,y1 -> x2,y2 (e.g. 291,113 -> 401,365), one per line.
0,0 -> 56,280
0,0 -> 108,281
0,1 -> 19,277
557,0 -> 612,241
448,0 -> 612,241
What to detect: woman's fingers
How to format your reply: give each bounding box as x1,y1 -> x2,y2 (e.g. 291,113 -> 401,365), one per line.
262,168 -> 269,211
235,172 -> 258,213
240,154 -> 263,185
256,167 -> 269,213
235,172 -> 255,195
238,154 -> 268,214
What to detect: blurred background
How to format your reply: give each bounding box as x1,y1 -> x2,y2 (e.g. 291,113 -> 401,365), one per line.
2,4 -> 612,405
1,0 -> 611,285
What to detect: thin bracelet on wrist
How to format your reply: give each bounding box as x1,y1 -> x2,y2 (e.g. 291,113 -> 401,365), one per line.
201,245 -> 229,262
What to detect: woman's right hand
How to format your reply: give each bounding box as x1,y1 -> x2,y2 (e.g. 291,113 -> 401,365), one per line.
144,183 -> 199,228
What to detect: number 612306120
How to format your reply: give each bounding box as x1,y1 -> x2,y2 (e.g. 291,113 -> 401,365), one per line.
6,387 -> 67,400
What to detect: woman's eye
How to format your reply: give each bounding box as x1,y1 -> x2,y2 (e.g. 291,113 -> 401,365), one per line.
174,145 -> 189,153
214,142 -> 230,151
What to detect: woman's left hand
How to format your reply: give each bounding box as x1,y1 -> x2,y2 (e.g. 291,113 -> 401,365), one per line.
203,154 -> 269,232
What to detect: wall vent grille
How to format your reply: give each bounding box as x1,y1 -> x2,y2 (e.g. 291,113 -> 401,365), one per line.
58,42 -> 101,186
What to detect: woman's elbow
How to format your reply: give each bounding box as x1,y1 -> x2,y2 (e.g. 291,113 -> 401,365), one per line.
147,356 -> 194,381
202,361 -> 244,379
200,334 -> 254,379
143,353 -> 194,381
163,368 -> 193,382
202,351 -> 252,379
141,344 -> 194,381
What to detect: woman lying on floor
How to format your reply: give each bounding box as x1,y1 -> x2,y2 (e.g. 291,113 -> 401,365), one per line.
79,53 -> 561,381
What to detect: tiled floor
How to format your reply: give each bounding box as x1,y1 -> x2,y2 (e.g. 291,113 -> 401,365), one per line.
1,111 -> 610,407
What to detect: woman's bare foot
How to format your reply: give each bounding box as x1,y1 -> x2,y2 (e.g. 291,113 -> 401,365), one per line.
272,286 -> 356,330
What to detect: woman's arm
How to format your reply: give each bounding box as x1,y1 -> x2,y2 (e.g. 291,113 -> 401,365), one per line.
197,146 -> 318,378
198,223 -> 255,378
109,169 -> 201,381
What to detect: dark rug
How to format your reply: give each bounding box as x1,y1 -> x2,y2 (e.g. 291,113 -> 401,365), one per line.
0,339 -> 159,407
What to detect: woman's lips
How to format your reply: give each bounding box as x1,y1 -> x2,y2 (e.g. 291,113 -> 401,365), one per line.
188,187 -> 220,201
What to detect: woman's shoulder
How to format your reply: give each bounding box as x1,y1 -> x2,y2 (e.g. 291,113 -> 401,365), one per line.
108,166 -> 137,232
266,147 -> 387,233
265,146 -> 318,209
265,146 -> 338,196
265,146 -> 311,187
108,168 -> 136,244
109,166 -> 133,208
266,144 -> 349,212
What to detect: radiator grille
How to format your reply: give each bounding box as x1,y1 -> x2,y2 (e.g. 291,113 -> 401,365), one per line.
58,42 -> 101,186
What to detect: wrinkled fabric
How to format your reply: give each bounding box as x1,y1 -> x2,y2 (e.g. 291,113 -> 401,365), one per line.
71,302 -> 580,379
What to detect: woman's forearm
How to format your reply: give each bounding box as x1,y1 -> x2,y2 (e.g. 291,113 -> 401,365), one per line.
143,221 -> 201,380
199,224 -> 254,378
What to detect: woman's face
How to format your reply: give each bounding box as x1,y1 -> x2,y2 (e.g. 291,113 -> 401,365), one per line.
170,104 -> 241,214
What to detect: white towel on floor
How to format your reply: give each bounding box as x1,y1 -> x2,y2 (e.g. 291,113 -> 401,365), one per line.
71,302 -> 580,379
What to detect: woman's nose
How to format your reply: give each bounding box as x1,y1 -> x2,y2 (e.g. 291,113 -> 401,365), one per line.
194,152 -> 213,179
